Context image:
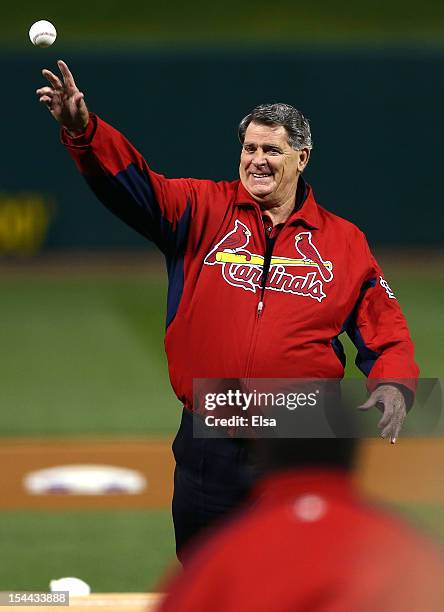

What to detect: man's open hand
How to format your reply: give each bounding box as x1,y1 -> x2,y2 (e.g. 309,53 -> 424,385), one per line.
36,60 -> 89,134
358,384 -> 407,444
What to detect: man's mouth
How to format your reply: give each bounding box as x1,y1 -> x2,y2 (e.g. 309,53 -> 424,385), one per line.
251,173 -> 272,178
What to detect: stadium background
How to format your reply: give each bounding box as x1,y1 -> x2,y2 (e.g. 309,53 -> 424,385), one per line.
1,0 -> 443,594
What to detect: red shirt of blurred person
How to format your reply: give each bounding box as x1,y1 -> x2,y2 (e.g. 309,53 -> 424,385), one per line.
159,468 -> 444,612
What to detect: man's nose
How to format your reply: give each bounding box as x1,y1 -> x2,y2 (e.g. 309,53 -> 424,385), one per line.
251,150 -> 267,166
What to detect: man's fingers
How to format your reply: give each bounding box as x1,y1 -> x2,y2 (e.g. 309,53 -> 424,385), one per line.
57,60 -> 77,91
73,91 -> 84,107
359,386 -> 407,444
381,411 -> 404,441
36,86 -> 54,97
377,407 -> 393,430
380,421 -> 394,439
390,422 -> 401,444
392,412 -> 405,440
358,391 -> 381,411
39,95 -> 52,106
357,399 -> 373,411
42,68 -> 63,90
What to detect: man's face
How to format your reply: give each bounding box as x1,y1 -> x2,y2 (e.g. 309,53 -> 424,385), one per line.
239,121 -> 309,205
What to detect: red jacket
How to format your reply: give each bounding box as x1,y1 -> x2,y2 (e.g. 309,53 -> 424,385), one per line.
159,469 -> 444,611
62,115 -> 419,410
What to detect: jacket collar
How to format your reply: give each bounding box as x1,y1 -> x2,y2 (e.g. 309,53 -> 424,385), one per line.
233,176 -> 321,230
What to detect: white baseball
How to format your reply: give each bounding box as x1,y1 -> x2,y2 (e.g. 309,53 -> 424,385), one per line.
29,20 -> 57,48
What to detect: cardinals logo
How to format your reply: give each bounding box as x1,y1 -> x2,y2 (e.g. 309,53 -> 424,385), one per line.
204,222 -> 334,302
205,220 -> 252,264
295,232 -> 333,282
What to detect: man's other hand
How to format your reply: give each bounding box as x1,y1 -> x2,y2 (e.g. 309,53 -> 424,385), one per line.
358,385 -> 407,444
36,60 -> 89,135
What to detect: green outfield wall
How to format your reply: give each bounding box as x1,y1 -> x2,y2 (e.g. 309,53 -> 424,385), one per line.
1,49 -> 443,255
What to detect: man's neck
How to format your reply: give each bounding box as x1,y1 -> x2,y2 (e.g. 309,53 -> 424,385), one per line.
260,193 -> 297,226
259,176 -> 306,226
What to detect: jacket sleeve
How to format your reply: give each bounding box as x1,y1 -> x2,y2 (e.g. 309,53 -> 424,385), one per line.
61,113 -> 195,255
345,233 -> 419,400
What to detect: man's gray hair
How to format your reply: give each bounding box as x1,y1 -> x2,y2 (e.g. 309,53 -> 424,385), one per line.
238,103 -> 313,151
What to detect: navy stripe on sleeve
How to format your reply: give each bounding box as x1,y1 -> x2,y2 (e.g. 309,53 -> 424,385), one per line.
164,200 -> 191,328
84,163 -> 191,327
85,163 -> 162,247
331,336 -> 346,368
342,278 -> 380,376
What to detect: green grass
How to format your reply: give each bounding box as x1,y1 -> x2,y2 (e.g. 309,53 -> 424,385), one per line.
1,273 -> 180,435
0,505 -> 441,592
8,0 -> 444,47
0,510 -> 176,592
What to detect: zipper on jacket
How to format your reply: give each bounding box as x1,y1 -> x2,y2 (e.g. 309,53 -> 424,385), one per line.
257,226 -> 276,317
246,184 -> 307,372
245,217 -> 277,379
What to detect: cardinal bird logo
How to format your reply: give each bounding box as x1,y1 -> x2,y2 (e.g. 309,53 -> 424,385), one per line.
295,232 -> 333,282
204,223 -> 333,301
205,220 -> 252,264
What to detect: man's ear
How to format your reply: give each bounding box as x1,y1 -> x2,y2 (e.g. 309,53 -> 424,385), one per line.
298,148 -> 310,172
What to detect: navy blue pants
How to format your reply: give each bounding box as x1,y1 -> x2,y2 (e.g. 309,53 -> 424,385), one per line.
172,409 -> 255,562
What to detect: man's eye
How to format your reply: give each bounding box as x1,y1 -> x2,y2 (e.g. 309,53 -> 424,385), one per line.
243,146 -> 255,153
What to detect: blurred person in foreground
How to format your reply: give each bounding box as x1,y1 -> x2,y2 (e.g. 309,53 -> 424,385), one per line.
36,61 -> 419,561
159,438 -> 444,612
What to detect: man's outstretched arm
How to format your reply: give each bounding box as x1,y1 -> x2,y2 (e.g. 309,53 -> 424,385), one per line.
36,60 -> 195,254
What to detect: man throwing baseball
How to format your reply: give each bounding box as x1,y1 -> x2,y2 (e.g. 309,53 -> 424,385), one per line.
36,60 -> 419,560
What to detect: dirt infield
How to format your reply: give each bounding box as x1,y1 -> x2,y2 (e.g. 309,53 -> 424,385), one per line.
0,437 -> 443,509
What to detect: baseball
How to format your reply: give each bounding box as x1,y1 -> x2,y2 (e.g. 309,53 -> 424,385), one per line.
29,20 -> 57,48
